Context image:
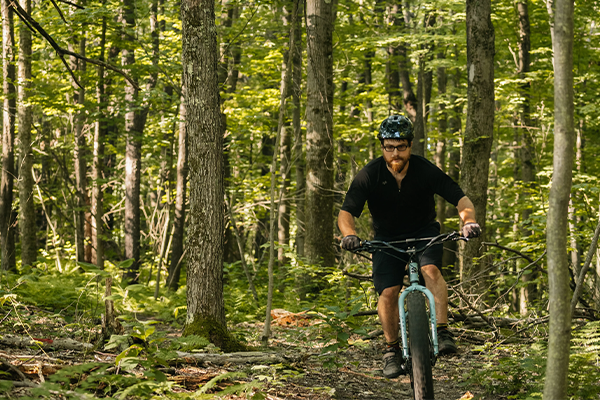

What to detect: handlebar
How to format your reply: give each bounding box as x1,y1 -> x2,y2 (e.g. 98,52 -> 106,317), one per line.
353,231 -> 467,256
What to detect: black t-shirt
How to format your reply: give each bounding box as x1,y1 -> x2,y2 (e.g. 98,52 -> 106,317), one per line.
341,155 -> 465,238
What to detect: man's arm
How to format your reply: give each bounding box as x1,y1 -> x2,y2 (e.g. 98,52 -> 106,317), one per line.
338,210 -> 357,237
457,196 -> 476,224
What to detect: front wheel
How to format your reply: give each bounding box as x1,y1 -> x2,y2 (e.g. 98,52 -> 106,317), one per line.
407,291 -> 434,399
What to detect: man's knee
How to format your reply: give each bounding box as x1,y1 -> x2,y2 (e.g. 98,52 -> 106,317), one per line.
421,264 -> 444,284
379,285 -> 401,302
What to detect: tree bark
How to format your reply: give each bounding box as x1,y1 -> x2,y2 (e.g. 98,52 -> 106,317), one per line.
543,0 -> 574,397
277,2 -> 296,266
517,0 -> 535,316
385,2 -> 402,113
70,8 -> 88,263
304,0 -> 337,267
435,51 -> 447,231
412,13 -> 435,157
1,0 -> 16,271
292,0 -> 304,257
168,92 -> 187,291
459,0 -> 495,289
122,0 -> 142,282
181,0 -> 227,339
394,1 -> 417,121
91,15 -> 107,268
17,0 -> 35,267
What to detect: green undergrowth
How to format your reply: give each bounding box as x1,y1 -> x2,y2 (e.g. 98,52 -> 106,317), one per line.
461,321 -> 600,399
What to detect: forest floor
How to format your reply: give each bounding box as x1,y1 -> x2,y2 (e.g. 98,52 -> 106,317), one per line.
0,306 -> 517,400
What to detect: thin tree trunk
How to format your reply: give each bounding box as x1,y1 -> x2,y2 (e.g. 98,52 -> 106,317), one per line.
395,0 -> 417,121
386,2 -> 402,113
435,51 -> 447,231
92,15 -> 107,268
412,13 -> 435,157
543,0 -> 574,397
518,0 -> 535,315
304,0 -> 337,267
168,92 -> 187,291
459,0 -> 495,290
292,0 -> 304,257
442,50 -> 461,272
17,0 -> 35,267
181,0 -> 228,344
277,2 -> 295,266
1,0 -> 16,271
122,0 -> 142,281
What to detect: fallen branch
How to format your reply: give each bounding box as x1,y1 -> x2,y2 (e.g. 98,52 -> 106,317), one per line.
449,286 -> 499,336
172,351 -> 286,366
0,334 -> 93,351
342,267 -> 372,282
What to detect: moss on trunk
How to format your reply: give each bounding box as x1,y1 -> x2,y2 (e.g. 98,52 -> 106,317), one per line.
183,314 -> 246,353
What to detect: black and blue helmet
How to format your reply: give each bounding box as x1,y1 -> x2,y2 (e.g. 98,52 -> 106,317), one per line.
377,115 -> 414,142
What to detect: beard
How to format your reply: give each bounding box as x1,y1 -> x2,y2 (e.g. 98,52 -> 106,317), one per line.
386,157 -> 407,173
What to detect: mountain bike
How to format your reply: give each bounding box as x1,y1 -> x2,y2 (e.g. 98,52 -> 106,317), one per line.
350,231 -> 467,400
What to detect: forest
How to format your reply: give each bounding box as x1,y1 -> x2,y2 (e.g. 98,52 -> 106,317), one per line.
0,0 -> 599,399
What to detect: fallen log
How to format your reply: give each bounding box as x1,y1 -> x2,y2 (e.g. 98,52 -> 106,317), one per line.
172,351 -> 286,366
0,334 -> 93,351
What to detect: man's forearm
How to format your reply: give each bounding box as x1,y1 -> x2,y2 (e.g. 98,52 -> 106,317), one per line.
457,196 -> 477,224
338,210 -> 357,237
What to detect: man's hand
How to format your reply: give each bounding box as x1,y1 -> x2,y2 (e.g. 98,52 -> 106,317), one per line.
462,222 -> 481,239
341,235 -> 362,250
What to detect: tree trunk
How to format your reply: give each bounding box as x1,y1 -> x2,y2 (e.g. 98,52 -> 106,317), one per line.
442,51 -> 462,272
386,2 -> 402,113
277,2 -> 295,266
543,0 -> 574,397
91,15 -> 107,268
1,0 -> 16,271
17,0 -> 36,267
394,1 -> 417,121
181,0 -> 229,347
304,0 -> 337,267
292,0 -> 304,257
168,92 -> 187,291
459,0 -> 495,290
70,14 -> 88,263
517,0 -> 536,315
122,0 -> 142,282
412,14 -> 435,158
435,51 -> 447,231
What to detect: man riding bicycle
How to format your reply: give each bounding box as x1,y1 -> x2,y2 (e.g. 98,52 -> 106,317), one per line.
337,115 -> 481,379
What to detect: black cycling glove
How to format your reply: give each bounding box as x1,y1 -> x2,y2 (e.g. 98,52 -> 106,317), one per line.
341,235 -> 361,251
462,222 -> 481,239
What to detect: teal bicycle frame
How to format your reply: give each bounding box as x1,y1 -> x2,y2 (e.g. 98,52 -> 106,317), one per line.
398,256 -> 438,362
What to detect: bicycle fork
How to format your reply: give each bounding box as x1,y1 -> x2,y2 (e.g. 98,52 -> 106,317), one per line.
398,261 -> 439,363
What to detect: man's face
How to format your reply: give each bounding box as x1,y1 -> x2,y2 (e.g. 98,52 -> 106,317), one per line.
382,139 -> 411,173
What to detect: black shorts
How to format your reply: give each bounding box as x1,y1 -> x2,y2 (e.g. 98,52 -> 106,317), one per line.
372,222 -> 443,295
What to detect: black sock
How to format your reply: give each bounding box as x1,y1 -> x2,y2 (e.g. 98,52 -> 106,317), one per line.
437,323 -> 448,332
386,338 -> 400,350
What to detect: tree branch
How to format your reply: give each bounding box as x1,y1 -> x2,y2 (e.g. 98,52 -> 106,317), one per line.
570,217 -> 600,315
9,1 -> 139,90
481,241 -> 539,265
48,0 -> 67,24
57,0 -> 85,9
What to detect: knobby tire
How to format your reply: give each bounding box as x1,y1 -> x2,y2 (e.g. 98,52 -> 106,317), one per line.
407,292 -> 434,399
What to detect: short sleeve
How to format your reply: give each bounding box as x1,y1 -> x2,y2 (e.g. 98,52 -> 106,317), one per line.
428,163 -> 465,206
341,168 -> 371,218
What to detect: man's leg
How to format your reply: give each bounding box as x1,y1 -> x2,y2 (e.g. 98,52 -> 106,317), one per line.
420,264 -> 448,324
378,284 -> 403,378
421,264 -> 456,354
378,285 -> 402,342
